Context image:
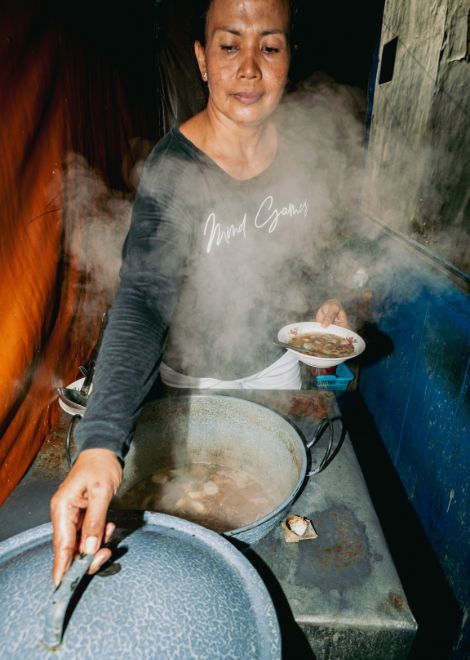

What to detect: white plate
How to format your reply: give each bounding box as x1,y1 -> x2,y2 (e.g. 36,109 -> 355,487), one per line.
57,377 -> 88,416
278,322 -> 366,368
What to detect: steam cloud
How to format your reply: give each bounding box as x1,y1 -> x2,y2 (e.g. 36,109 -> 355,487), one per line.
59,75 -> 466,377
60,150 -> 144,316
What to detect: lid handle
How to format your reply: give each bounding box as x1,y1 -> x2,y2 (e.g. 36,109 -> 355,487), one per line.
43,553 -> 94,649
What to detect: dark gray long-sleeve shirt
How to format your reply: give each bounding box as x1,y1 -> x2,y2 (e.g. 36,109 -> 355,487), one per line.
75,127 -> 332,460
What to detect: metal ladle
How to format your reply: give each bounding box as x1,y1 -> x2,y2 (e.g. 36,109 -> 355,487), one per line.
273,339 -> 317,356
57,312 -> 108,411
57,387 -> 87,409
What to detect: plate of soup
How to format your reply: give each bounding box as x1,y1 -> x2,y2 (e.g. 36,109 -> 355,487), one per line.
277,322 -> 366,367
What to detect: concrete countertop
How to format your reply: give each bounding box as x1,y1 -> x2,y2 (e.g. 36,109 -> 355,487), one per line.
0,389 -> 417,659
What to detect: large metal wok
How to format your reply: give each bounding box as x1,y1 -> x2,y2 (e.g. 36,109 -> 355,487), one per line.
112,394 -> 339,544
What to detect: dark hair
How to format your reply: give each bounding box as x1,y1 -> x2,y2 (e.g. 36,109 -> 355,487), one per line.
192,0 -> 298,47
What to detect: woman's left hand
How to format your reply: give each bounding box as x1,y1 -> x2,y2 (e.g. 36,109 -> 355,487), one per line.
315,299 -> 350,329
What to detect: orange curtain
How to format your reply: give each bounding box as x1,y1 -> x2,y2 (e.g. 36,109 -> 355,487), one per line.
0,0 -> 157,504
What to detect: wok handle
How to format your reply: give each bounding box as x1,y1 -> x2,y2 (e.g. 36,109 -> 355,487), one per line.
306,416 -> 344,476
43,553 -> 94,649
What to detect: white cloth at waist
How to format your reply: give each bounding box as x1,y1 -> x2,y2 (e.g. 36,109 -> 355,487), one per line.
159,351 -> 301,390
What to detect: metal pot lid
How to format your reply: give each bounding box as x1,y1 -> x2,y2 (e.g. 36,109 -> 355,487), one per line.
0,512 -> 281,659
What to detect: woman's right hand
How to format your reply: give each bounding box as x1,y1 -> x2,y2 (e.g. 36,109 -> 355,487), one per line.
50,448 -> 123,587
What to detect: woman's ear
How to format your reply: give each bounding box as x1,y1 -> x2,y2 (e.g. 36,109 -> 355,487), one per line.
194,41 -> 207,81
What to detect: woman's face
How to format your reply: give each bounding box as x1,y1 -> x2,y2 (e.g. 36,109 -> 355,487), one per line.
195,0 -> 290,127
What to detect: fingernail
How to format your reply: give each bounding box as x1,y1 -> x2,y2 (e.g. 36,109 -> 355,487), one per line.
84,536 -> 99,555
105,523 -> 116,543
89,554 -> 109,575
96,556 -> 108,571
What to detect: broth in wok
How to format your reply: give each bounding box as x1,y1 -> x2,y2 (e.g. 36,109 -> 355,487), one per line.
288,332 -> 355,358
118,463 -> 278,533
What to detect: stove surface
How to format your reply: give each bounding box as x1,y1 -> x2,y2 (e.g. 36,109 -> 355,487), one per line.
0,389 -> 417,659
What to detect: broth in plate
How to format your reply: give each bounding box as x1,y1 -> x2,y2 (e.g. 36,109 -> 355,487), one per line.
288,332 -> 355,358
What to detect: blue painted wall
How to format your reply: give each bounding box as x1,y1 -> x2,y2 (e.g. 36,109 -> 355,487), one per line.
359,245 -> 470,658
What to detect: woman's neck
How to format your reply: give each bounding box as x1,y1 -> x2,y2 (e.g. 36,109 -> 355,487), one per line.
179,108 -> 278,181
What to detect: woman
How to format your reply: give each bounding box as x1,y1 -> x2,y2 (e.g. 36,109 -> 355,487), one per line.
51,0 -> 349,586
